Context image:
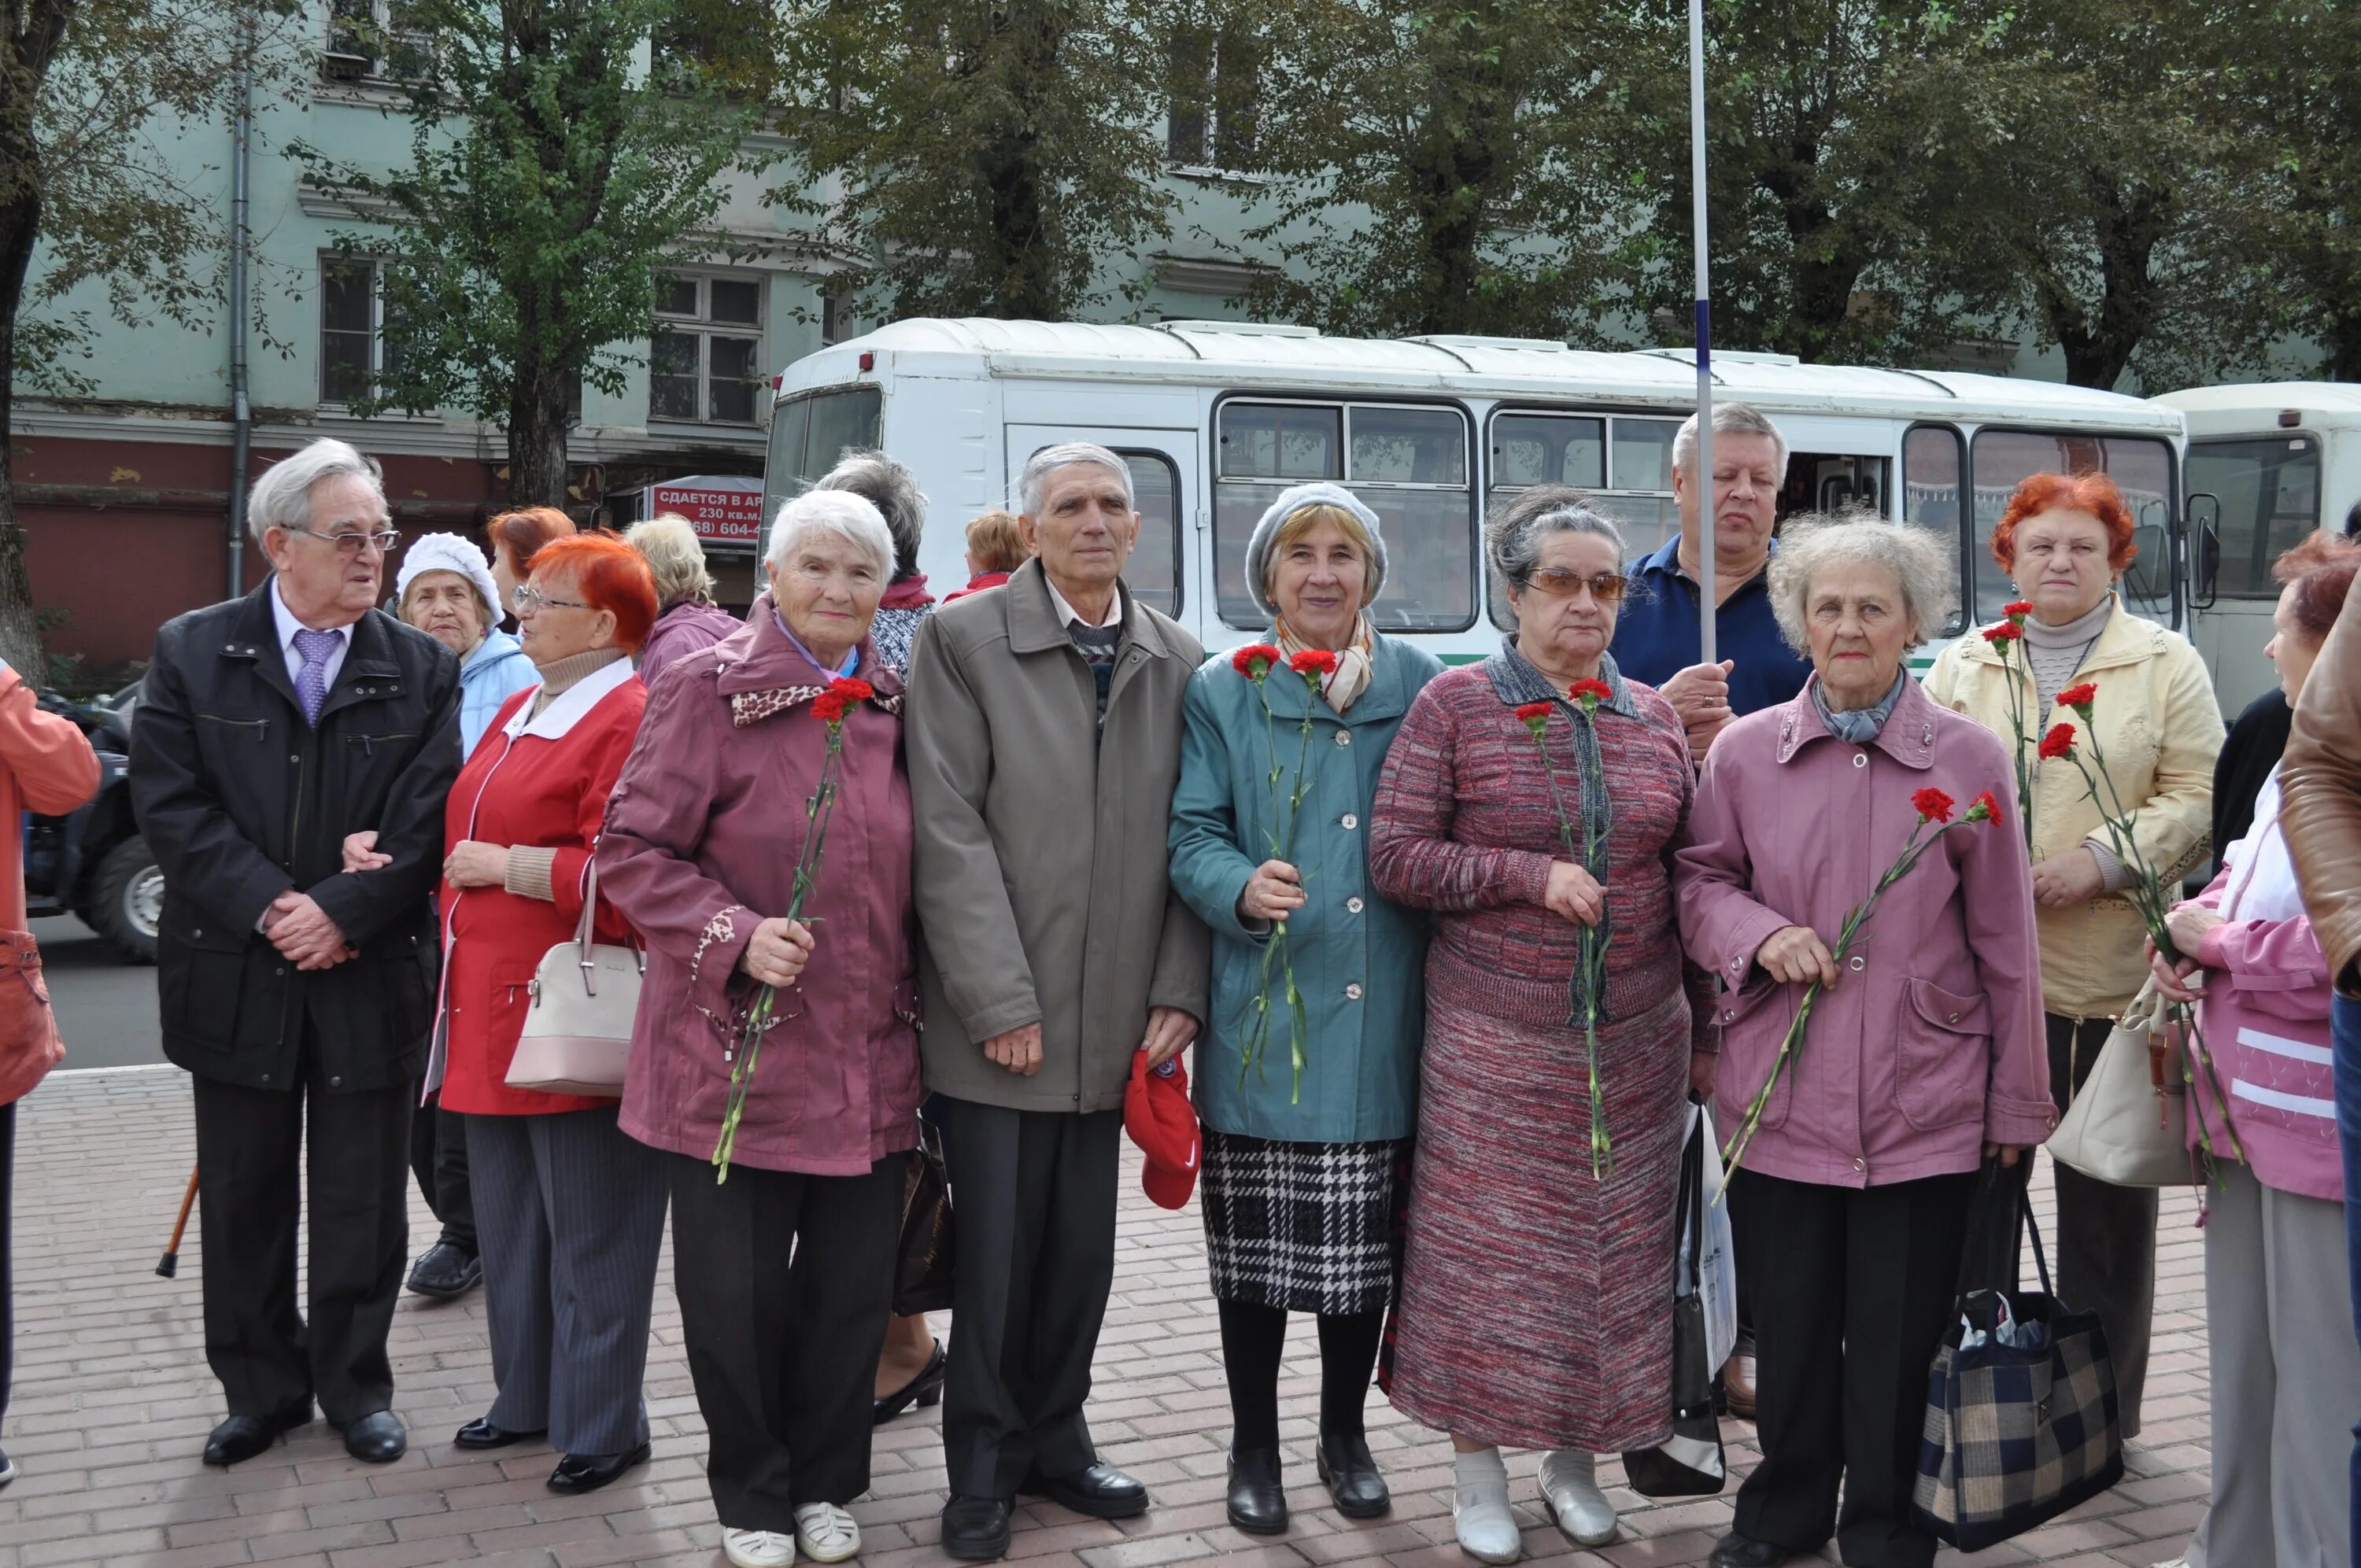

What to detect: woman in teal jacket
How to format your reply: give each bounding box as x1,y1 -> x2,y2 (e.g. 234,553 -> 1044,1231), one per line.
1169,481 -> 1443,1539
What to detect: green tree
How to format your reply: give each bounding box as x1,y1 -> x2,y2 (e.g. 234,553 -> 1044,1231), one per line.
298,0 -> 763,508
2229,0 -> 2361,378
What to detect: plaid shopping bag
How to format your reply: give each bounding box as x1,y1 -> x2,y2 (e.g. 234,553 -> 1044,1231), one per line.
1912,1173 -> 2123,1550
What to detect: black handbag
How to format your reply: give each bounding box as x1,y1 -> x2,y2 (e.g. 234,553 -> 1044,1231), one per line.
1620,1110 -> 1727,1497
1912,1168 -> 2123,1549
892,1122 -> 955,1315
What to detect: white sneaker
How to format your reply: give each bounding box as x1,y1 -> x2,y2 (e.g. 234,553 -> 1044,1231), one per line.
1451,1448 -> 1523,1565
794,1502 -> 862,1564
1537,1450 -> 1616,1546
723,1528 -> 796,1568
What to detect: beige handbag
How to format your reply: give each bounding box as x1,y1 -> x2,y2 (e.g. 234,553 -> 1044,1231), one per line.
504,854 -> 643,1098
2045,979 -> 2192,1187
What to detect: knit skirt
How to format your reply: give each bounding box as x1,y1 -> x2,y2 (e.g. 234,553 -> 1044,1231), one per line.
1388,987 -> 1690,1452
1201,1129 -> 1398,1316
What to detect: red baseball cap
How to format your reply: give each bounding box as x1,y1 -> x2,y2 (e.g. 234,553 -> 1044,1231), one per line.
1125,1048 -> 1200,1210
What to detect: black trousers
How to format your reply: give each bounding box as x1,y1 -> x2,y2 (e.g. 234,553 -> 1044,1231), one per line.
667,1149 -> 904,1532
191,1060 -> 412,1425
1729,1168 -> 1976,1568
939,1099 -> 1121,1500
407,1088 -> 475,1253
1,1100 -> 13,1431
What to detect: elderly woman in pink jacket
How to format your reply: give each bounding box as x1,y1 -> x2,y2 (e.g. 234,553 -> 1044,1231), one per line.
1675,514 -> 2050,1568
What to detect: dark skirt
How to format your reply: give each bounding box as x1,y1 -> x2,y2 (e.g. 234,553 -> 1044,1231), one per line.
1201,1129 -> 1398,1315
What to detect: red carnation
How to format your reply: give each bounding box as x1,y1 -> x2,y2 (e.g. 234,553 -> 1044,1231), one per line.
1912,788 -> 1956,825
829,676 -> 875,703
1515,700 -> 1552,739
1982,622 -> 2023,644
1569,677 -> 1613,708
2004,600 -> 2034,618
1289,648 -> 1339,677
1968,789 -> 2001,823
1232,644 -> 1281,681
2055,681 -> 2097,712
2038,722 -> 2078,761
812,692 -> 849,724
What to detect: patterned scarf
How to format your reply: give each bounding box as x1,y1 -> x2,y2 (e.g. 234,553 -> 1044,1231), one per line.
1274,613 -> 1376,712
1812,670 -> 1907,743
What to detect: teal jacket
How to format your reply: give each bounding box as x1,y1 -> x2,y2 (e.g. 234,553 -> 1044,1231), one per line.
1168,635 -> 1444,1143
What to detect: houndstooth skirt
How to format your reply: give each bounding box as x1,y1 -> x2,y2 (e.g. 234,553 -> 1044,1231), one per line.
1201,1129 -> 1399,1316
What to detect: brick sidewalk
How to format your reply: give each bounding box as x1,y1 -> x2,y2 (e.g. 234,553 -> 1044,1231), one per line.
1,1068 -> 2208,1568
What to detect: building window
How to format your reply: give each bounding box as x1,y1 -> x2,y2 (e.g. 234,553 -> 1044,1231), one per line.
323,0 -> 434,83
320,256 -> 395,407
820,286 -> 857,348
652,272 -> 766,426
1166,27 -> 1262,171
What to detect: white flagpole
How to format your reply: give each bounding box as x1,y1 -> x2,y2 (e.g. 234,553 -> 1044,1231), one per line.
1688,0 -> 1715,663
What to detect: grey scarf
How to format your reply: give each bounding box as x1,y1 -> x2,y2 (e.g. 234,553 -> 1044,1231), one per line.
1812,670 -> 1907,744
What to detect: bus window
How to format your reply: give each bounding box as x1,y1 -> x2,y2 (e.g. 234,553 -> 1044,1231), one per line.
1121,452 -> 1181,618
1969,429 -> 2176,625
1483,411 -> 1679,629
1491,414 -> 1604,489
1612,420 -> 1677,493
2185,437 -> 2320,599
1903,425 -> 1968,636
1219,403 -> 1341,480
761,383 -> 883,527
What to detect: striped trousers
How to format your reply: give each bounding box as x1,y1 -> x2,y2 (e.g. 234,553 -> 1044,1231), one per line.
465,1105 -> 667,1455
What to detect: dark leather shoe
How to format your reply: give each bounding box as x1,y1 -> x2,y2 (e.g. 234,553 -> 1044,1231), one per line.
454,1415 -> 544,1450
1709,1533 -> 1791,1568
1315,1432 -> 1390,1518
202,1403 -> 312,1467
335,1410 -> 407,1464
546,1441 -> 650,1494
1021,1460 -> 1149,1519
874,1338 -> 948,1425
940,1493 -> 1014,1560
1225,1446 -> 1288,1535
406,1240 -> 482,1300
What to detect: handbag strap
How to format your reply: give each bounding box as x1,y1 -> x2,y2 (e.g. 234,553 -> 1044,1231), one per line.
2017,1185 -> 2057,1299
574,846 -> 601,950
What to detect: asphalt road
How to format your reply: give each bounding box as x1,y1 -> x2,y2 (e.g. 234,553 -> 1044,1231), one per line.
36,913 -> 165,1071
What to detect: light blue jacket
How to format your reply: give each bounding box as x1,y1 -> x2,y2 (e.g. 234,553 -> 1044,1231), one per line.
459,629 -> 539,755
1168,635 -> 1444,1143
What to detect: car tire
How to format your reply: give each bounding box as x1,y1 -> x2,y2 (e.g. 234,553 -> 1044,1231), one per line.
89,836 -> 161,965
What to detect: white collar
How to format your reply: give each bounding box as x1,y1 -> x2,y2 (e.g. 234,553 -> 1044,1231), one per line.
1044,574 -> 1124,631
502,655 -> 635,741
269,577 -> 358,651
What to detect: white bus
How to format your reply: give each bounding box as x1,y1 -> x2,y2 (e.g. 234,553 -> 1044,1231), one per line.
2155,382 -> 2361,713
763,319 -> 2189,670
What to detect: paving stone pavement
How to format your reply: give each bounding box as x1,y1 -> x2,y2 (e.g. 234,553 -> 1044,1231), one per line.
2,1067 -> 2211,1568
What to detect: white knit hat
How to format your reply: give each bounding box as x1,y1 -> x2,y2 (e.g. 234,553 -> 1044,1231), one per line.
394,533 -> 502,624
1243,481 -> 1388,622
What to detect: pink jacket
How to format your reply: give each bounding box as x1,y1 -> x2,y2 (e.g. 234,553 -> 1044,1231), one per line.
1676,677 -> 2053,1187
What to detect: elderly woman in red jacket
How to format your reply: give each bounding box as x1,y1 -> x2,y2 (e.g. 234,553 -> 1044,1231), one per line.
600,488 -> 922,1568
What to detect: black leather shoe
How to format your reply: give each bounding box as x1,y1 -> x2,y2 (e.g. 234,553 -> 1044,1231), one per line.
940,1493 -> 1014,1560
546,1441 -> 650,1494
874,1339 -> 948,1425
1315,1432 -> 1390,1518
405,1241 -> 482,1301
454,1416 -> 544,1450
202,1403 -> 313,1467
1709,1533 -> 1791,1567
334,1410 -> 407,1464
1021,1460 -> 1149,1519
1225,1446 -> 1288,1535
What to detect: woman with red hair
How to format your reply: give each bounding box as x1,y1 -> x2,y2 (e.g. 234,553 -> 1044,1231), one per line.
1924,470 -> 2222,1442
487,505 -> 578,627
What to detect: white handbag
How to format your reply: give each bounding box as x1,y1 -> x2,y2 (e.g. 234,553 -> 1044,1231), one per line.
2044,979 -> 2192,1188
504,854 -> 643,1098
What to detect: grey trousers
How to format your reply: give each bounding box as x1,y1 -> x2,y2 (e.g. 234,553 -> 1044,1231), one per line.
2185,1165 -> 2361,1568
465,1106 -> 667,1455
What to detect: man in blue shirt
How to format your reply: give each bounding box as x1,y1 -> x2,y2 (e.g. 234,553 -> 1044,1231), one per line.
1610,402 -> 1811,763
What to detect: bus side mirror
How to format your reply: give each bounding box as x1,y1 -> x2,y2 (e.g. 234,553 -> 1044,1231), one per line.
2187,493 -> 2222,610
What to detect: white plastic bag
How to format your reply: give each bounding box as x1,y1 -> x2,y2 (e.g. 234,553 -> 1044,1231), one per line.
1684,1103 -> 1739,1371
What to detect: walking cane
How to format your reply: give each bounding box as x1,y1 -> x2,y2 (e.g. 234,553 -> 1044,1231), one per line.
157,1165 -> 198,1278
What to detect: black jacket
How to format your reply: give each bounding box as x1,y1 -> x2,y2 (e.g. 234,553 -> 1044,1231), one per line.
2214,687 -> 2293,874
130,584 -> 462,1092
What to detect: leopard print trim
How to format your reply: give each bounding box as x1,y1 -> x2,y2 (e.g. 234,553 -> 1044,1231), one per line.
730,686 -> 903,728
687,904 -> 746,1028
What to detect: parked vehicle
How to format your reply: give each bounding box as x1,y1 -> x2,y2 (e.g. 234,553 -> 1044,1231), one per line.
24,681 -> 157,962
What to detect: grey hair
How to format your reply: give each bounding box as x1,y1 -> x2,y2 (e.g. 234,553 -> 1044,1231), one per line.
624,512 -> 716,607
1767,511 -> 1960,654
1672,400 -> 1787,480
814,448 -> 926,580
1017,441 -> 1134,518
1487,484 -> 1628,586
767,489 -> 894,579
246,437 -> 384,544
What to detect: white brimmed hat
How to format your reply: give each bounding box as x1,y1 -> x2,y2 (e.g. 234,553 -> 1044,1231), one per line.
394,533 -> 502,622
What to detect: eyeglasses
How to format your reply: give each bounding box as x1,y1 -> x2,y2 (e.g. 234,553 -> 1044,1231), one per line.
1520,568 -> 1630,603
286,525 -> 401,558
512,585 -> 589,614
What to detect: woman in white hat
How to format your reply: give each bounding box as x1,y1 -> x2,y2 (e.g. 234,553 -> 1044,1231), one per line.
397,533 -> 539,754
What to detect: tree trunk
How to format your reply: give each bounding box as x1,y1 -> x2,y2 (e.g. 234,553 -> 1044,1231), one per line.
504,323 -> 572,510
0,184 -> 46,681
974,5 -> 1061,320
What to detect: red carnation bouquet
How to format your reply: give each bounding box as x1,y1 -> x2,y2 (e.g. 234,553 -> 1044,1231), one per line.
712,674 -> 874,1182
1718,786 -> 2002,1197
1230,644 -> 1340,1101
1980,601 -> 2037,850
1519,677 -> 1620,1176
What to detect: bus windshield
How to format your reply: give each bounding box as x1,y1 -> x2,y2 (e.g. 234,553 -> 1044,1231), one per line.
2186,436 -> 2320,600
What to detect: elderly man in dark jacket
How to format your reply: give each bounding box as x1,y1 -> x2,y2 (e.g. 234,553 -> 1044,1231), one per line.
131,437 -> 460,1469
907,441 -> 1210,1561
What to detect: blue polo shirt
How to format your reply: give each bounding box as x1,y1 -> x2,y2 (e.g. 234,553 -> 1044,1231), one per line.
1610,535 -> 1811,717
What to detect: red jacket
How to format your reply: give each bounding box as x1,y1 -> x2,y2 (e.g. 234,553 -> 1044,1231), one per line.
433,658 -> 644,1116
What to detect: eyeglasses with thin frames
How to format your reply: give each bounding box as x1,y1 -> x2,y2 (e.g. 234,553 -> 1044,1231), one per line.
1520,568 -> 1631,603
286,525 -> 401,558
512,585 -> 590,614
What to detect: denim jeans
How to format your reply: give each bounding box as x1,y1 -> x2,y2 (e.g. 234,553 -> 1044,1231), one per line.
2332,992 -> 2361,1565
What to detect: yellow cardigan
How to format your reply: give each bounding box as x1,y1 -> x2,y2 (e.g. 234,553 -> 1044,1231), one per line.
1922,598 -> 2223,1018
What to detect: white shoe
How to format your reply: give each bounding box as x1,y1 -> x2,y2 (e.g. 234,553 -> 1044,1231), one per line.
1451,1448 -> 1523,1564
1537,1450 -> 1617,1546
794,1502 -> 862,1564
723,1528 -> 796,1568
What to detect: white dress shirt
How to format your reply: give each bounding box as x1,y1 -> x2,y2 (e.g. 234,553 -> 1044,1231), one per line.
1044,575 -> 1125,631
270,577 -> 356,694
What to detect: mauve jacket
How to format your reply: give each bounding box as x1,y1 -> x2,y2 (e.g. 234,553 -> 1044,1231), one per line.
1676,675 -> 2054,1187
637,600 -> 744,691
599,598 -> 923,1177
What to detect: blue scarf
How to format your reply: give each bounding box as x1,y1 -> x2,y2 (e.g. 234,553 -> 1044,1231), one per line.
1813,670 -> 1907,743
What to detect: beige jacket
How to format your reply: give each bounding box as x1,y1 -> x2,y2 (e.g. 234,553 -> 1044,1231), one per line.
2282,570 -> 2361,998
905,558 -> 1210,1112
1923,598 -> 2222,1017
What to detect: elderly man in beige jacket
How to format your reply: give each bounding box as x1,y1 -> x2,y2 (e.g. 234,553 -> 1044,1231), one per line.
907,441 -> 1210,1562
